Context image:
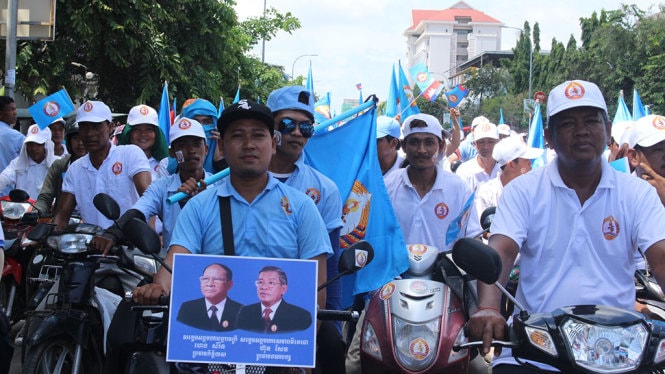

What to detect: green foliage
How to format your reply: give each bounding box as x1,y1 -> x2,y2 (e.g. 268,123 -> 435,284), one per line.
3,0 -> 299,113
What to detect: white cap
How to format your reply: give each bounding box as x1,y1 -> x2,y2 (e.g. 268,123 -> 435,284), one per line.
473,122 -> 499,141
169,117 -> 206,145
48,117 -> 66,127
631,115 -> 665,148
497,123 -> 511,136
24,124 -> 52,144
127,105 -> 159,127
76,100 -> 112,123
492,135 -> 544,167
376,115 -> 401,139
546,80 -> 608,121
402,113 -> 442,140
471,115 -> 490,128
611,120 -> 634,146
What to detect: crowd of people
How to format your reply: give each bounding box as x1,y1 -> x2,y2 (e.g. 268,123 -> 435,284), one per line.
2,77 -> 665,373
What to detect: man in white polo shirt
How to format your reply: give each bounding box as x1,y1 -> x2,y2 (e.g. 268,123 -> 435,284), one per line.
53,100 -> 152,229
383,113 -> 475,251
468,80 -> 665,374
627,114 -> 665,205
455,121 -> 501,191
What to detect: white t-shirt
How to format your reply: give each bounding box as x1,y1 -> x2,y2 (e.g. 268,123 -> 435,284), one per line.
455,156 -> 500,191
62,143 -> 150,227
491,159 -> 665,369
0,157 -> 49,200
384,167 -> 476,251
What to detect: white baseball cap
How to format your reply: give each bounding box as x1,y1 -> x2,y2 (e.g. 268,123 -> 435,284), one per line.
76,100 -> 112,123
546,80 -> 608,121
402,113 -> 442,140
497,123 -> 511,136
471,115 -> 490,128
492,135 -> 544,167
473,122 -> 499,141
127,105 -> 159,127
24,124 -> 52,144
631,115 -> 665,148
611,120 -> 634,145
376,115 -> 401,139
169,117 -> 206,145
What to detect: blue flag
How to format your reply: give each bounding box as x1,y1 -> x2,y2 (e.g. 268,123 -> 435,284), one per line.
385,64 -> 399,119
233,87 -> 241,104
306,62 -> 314,94
217,97 -> 225,119
527,103 -> 547,169
314,92 -> 332,124
614,91 -> 631,123
29,89 -> 75,130
304,105 -> 409,301
158,81 -> 171,140
444,85 -> 468,109
633,88 -> 647,121
499,108 -> 505,125
397,61 -> 420,119
409,62 -> 443,102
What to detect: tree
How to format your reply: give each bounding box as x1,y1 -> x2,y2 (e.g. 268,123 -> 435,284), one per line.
7,0 -> 301,112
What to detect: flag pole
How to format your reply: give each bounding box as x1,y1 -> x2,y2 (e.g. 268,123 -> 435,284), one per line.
395,90 -> 425,120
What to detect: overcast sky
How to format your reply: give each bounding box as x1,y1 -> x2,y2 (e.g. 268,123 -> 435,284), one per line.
235,1 -> 660,113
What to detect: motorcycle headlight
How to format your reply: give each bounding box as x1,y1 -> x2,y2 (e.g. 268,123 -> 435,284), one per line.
47,233 -> 94,254
1,201 -> 30,220
562,318 -> 648,373
393,316 -> 440,371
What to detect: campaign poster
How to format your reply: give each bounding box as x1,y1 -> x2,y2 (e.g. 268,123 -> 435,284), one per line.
167,254 -> 318,368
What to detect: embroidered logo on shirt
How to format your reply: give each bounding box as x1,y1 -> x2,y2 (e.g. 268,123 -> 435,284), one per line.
305,187 -> 321,205
434,203 -> 449,219
280,196 -> 293,215
602,215 -> 620,240
112,161 -> 123,175
564,81 -> 586,100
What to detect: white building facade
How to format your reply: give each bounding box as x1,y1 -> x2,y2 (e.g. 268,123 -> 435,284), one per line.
405,1 -> 503,88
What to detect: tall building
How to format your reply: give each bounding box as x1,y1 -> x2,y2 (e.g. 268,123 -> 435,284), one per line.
405,1 -> 503,88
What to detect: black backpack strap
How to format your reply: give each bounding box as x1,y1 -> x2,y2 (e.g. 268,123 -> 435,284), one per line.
219,196 -> 235,256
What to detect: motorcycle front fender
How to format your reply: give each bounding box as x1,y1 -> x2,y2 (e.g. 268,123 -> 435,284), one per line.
23,310 -> 89,352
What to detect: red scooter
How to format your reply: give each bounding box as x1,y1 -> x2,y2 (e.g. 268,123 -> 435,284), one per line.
360,243 -> 479,373
1,189 -> 40,322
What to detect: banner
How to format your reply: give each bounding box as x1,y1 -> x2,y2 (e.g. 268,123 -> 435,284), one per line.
29,89 -> 75,130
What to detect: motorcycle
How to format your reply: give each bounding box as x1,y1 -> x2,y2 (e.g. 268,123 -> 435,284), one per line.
20,193 -> 158,374
359,242 -> 479,373
1,189 -> 41,323
451,238 -> 665,373
114,216 -> 372,374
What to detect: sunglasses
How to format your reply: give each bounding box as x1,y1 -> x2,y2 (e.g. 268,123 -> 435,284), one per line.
278,118 -> 315,138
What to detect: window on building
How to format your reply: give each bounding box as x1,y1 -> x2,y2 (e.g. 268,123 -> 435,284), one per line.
454,16 -> 472,24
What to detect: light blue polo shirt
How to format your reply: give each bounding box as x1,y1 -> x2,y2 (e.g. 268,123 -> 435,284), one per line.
169,173 -> 332,259
284,154 -> 343,233
131,171 -> 212,250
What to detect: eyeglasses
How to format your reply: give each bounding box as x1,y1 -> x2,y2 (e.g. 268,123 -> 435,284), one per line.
199,277 -> 227,284
277,118 -> 315,138
255,280 -> 282,288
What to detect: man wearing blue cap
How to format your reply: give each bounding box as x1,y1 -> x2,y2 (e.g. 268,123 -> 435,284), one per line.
376,115 -> 404,176
267,86 -> 345,373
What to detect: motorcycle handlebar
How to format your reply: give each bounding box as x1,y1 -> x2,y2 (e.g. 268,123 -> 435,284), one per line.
317,309 -> 359,322
124,291 -> 169,306
452,339 -> 516,352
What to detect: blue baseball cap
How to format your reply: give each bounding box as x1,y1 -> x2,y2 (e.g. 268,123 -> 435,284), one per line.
267,86 -> 315,121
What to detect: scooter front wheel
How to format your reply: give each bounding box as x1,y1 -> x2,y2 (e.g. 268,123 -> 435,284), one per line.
22,337 -> 100,374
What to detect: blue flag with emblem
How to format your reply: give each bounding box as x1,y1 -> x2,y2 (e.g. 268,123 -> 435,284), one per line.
29,89 -> 75,130
527,103 -> 547,169
313,92 -> 331,124
397,61 -> 420,119
304,101 -> 408,302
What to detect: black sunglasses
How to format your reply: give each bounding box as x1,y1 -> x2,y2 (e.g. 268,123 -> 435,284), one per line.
278,118 -> 315,138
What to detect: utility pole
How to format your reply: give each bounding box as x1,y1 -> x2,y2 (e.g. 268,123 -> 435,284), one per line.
4,0 -> 17,98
